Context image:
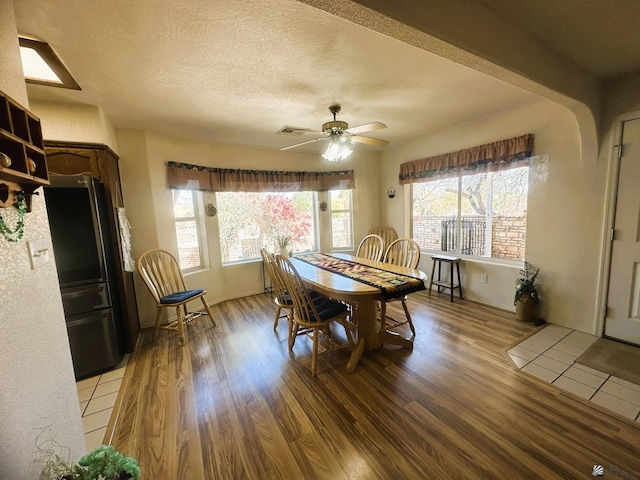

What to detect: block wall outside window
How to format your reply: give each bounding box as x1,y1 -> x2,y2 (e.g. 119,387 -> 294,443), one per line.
411,166 -> 528,261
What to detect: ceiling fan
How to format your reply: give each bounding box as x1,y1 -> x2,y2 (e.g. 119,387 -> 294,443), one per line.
280,105 -> 389,160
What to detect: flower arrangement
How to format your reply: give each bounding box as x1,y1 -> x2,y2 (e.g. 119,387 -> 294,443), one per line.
514,261 -> 540,305
45,444 -> 141,480
276,235 -> 292,248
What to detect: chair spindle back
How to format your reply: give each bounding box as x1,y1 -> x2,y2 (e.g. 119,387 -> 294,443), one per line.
383,238 -> 421,269
260,248 -> 288,304
368,226 -> 399,251
138,249 -> 188,303
274,254 -> 320,326
356,234 -> 385,262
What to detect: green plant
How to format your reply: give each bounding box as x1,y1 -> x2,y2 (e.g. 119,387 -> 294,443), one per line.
45,445 -> 141,480
514,261 -> 540,305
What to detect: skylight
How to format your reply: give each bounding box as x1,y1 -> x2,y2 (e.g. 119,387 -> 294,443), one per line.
18,37 -> 80,90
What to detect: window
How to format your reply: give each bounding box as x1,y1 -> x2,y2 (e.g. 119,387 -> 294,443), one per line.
172,190 -> 206,271
216,191 -> 318,263
412,166 -> 528,261
329,189 -> 353,250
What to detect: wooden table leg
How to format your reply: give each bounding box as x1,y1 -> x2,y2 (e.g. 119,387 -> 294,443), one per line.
346,299 -> 380,373
360,298 -> 414,350
354,300 -> 380,350
346,338 -> 366,373
380,329 -> 414,349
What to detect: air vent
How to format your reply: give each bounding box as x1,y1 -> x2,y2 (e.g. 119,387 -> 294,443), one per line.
276,126 -> 312,136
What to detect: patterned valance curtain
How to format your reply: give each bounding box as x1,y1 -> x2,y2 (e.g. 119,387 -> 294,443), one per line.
398,134 -> 534,184
167,161 -> 355,192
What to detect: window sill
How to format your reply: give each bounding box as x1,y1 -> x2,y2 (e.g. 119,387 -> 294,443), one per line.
222,258 -> 262,267
183,266 -> 210,277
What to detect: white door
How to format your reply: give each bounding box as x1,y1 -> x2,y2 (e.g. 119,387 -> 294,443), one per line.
605,117 -> 640,345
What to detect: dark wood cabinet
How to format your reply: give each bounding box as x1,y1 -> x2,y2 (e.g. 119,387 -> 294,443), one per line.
45,141 -> 140,352
0,90 -> 48,210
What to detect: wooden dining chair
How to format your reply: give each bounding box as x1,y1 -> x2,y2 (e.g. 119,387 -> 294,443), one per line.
274,254 -> 355,376
137,248 -> 216,345
380,238 -> 422,338
356,234 -> 385,262
368,226 -> 399,252
260,247 -> 294,333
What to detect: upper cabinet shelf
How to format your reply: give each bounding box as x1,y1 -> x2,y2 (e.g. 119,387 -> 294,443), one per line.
0,90 -> 49,210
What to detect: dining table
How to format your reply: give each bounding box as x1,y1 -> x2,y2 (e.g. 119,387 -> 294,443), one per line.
290,252 -> 427,373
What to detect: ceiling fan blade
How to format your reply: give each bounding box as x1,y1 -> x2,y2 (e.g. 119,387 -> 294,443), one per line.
346,122 -> 387,135
350,135 -> 390,147
280,137 -> 328,151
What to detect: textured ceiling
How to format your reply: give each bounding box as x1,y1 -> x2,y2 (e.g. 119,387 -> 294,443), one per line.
13,0 -> 639,153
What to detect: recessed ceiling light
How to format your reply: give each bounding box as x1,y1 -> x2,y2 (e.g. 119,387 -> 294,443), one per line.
18,37 -> 80,90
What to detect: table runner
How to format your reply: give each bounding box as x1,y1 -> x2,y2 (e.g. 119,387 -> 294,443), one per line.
296,253 -> 426,300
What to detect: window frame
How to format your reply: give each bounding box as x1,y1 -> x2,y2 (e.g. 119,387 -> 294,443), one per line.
216,190 -> 320,265
172,189 -> 208,273
409,167 -> 529,265
329,189 -> 354,252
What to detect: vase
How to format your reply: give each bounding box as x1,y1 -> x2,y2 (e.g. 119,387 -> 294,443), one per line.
278,246 -> 289,257
515,295 -> 538,322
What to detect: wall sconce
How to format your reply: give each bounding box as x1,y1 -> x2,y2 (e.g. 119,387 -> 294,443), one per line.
206,203 -> 217,217
387,187 -> 396,199
319,200 -> 328,212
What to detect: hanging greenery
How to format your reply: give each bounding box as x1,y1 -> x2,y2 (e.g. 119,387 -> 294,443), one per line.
0,191 -> 26,242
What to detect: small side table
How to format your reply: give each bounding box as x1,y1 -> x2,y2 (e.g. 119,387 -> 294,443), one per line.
429,254 -> 463,302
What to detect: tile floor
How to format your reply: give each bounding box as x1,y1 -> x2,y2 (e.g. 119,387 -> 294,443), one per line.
508,325 -> 640,423
75,355 -> 128,451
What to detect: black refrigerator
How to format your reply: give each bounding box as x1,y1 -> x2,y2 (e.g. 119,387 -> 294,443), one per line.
44,175 -> 123,379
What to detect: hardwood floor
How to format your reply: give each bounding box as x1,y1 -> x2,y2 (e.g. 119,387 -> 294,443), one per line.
108,292 -> 640,479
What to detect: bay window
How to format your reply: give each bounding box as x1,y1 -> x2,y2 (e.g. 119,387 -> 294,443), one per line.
167,161 -> 355,265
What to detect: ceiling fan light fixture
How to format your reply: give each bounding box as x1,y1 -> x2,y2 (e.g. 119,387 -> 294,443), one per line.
322,135 -> 352,162
281,104 -> 388,155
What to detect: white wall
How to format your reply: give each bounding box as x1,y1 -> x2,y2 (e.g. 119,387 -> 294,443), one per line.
381,100 -> 607,334
30,99 -> 119,150
603,72 -> 640,121
115,129 -> 381,327
0,2 -> 86,478
36,97 -> 612,336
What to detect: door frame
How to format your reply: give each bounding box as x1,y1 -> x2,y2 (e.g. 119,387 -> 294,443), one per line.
596,110 -> 640,338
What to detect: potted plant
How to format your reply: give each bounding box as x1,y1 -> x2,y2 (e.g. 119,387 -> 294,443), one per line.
514,261 -> 540,322
44,444 -> 141,480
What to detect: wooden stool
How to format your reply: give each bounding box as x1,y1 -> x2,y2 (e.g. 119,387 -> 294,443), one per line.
429,254 -> 463,302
